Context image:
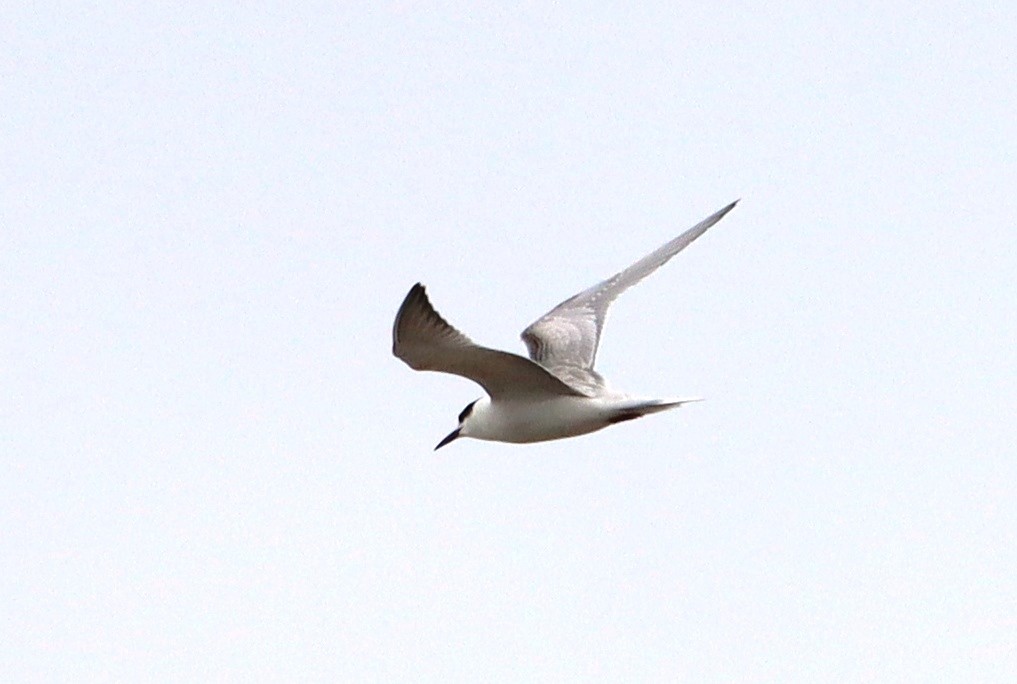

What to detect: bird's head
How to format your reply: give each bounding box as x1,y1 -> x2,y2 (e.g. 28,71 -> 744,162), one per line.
434,397 -> 483,450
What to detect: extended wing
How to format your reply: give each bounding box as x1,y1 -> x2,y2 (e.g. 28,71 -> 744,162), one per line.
393,284 -> 584,399
521,201 -> 738,383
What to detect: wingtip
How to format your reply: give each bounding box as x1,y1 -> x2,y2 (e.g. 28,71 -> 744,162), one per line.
720,199 -> 740,214
400,282 -> 429,310
394,283 -> 428,356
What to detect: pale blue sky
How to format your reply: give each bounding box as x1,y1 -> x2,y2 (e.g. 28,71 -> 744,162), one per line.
3,2 -> 1015,681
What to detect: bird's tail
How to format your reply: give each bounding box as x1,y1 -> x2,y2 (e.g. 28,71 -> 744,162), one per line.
607,398 -> 702,424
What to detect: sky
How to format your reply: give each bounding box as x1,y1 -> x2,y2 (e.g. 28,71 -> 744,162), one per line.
2,2 -> 1015,681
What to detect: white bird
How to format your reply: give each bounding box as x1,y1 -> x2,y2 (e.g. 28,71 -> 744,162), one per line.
393,200 -> 738,449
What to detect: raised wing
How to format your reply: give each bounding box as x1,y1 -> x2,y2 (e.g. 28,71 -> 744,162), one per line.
522,201 -> 738,378
393,284 -> 584,399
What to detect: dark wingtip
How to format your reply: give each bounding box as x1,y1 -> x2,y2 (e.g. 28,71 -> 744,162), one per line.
398,283 -> 426,310
394,283 -> 427,343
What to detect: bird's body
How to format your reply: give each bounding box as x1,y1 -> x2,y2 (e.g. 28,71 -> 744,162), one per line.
445,394 -> 691,446
393,200 -> 737,449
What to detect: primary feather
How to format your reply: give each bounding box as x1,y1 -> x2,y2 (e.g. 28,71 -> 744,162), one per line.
392,284 -> 583,399
521,200 -> 738,391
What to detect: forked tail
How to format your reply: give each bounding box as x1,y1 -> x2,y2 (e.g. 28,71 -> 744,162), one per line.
607,398 -> 702,425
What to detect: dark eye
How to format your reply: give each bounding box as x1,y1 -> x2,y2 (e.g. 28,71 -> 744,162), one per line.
458,399 -> 478,423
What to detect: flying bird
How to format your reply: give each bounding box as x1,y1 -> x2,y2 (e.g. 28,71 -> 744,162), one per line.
393,200 -> 738,449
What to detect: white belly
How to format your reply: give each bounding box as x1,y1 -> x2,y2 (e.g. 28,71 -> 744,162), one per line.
473,395 -> 619,444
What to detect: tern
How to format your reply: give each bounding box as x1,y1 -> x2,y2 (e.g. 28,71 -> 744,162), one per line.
393,200 -> 737,449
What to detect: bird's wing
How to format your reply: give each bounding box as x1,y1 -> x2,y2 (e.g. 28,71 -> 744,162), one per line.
393,284 -> 585,399
521,201 -> 738,380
